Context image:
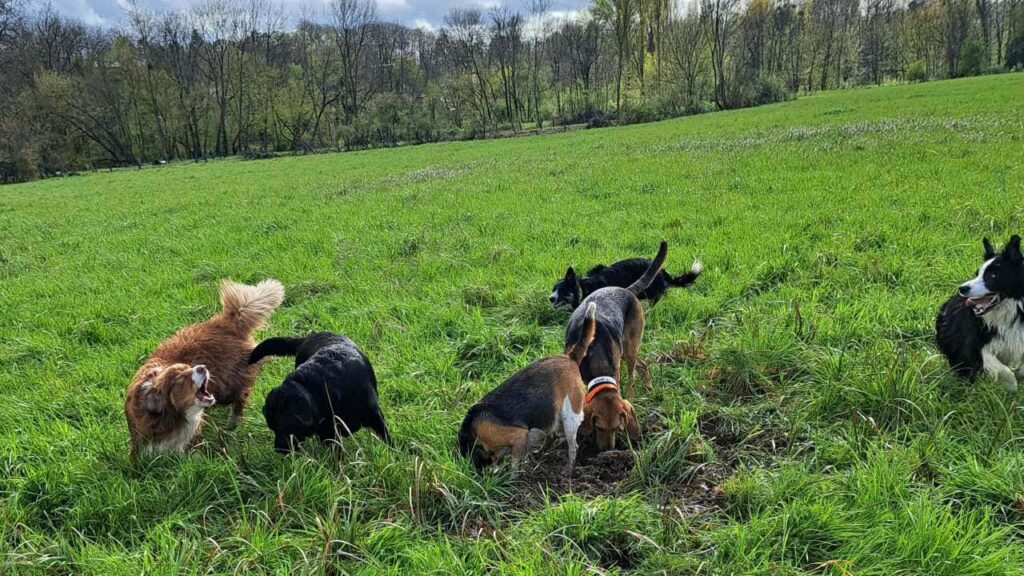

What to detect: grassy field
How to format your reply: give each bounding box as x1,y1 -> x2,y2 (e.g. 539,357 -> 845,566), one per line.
2,73 -> 1024,575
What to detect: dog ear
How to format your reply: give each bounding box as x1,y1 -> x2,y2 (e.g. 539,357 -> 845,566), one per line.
983,237 -> 996,260
294,411 -> 315,427
1005,235 -> 1022,263
140,382 -> 166,414
581,403 -> 594,437
621,400 -> 641,440
565,267 -> 576,281
290,394 -> 316,427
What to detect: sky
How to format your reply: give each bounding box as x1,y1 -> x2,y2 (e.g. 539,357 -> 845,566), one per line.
43,0 -> 591,31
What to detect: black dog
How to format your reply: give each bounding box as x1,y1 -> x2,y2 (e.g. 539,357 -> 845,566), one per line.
250,332 -> 391,452
936,235 -> 1024,393
550,255 -> 701,310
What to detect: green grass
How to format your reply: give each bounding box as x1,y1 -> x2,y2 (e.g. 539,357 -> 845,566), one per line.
2,73 -> 1024,575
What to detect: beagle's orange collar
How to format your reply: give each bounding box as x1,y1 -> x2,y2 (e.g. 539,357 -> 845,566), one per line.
585,376 -> 618,404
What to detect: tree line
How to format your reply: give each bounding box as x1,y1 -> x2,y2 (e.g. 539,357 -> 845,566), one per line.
1,0 -> 1022,183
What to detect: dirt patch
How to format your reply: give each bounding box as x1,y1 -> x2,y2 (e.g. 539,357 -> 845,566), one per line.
512,439 -> 635,500
697,410 -> 790,465
650,339 -> 710,365
493,406 -> 791,518
507,423 -> 728,512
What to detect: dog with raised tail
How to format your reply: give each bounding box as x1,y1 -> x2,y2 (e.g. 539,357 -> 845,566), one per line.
936,235 -> 1024,393
550,253 -> 701,310
124,279 -> 285,459
459,302 -> 598,472
563,241 -> 667,451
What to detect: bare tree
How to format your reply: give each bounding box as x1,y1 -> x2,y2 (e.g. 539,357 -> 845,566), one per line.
490,6 -> 525,131
594,0 -> 639,112
191,0 -> 241,156
700,0 -> 738,108
296,19 -> 341,149
445,8 -> 496,134
528,0 -> 550,128
665,12 -> 706,111
331,0 -> 376,120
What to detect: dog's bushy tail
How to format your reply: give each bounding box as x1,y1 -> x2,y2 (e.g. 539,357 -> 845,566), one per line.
627,241 -> 669,296
565,302 -> 597,364
249,337 -> 305,364
219,279 -> 285,333
668,260 -> 703,288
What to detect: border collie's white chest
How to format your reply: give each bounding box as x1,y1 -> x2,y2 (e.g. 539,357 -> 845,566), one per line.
983,300 -> 1024,367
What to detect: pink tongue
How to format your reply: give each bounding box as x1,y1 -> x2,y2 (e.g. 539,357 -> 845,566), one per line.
966,296 -> 994,307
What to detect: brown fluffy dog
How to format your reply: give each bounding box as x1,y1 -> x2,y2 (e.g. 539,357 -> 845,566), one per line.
566,241 -> 667,451
124,279 -> 285,459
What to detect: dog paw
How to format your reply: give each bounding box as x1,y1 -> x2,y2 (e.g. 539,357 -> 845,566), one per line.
997,370 -> 1018,394
526,428 -> 547,452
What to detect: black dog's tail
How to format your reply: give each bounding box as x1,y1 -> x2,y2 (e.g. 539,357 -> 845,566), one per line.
627,240 -> 669,296
249,337 -> 305,364
668,260 -> 703,288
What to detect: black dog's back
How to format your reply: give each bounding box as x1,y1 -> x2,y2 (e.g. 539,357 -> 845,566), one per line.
583,256 -> 699,306
258,332 -> 390,450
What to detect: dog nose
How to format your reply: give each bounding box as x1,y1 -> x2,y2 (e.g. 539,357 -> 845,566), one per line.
958,285 -> 970,296
549,295 -> 556,303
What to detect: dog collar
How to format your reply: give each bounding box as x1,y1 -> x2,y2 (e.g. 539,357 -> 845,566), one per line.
585,376 -> 618,403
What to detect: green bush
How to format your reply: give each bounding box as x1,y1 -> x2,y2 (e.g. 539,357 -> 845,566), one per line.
754,75 -> 792,105
957,38 -> 987,77
907,61 -> 928,83
1006,33 -> 1024,70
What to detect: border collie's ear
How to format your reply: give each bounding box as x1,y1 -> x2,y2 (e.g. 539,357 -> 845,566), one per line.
983,237 -> 996,260
565,266 -> 576,280
140,383 -> 166,414
1005,235 -> 1022,263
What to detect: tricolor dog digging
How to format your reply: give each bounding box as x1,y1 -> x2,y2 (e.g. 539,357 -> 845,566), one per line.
124,279 -> 285,459
936,235 -> 1024,393
458,302 -> 598,472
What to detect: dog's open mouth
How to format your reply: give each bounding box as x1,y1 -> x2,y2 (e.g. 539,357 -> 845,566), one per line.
192,367 -> 216,406
964,294 -> 1001,315
196,383 -> 215,406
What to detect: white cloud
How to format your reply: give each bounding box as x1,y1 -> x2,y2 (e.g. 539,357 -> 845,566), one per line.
50,0 -> 110,25
524,7 -> 588,38
47,0 -> 594,32
412,17 -> 436,32
377,0 -> 408,10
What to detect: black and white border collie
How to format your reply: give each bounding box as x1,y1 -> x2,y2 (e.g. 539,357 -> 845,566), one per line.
936,235 -> 1024,393
550,256 -> 702,310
